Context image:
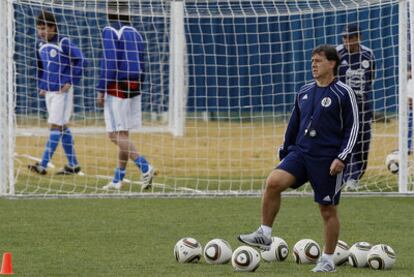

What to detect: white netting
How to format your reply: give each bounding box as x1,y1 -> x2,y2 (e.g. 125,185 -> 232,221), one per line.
3,0 -> 411,197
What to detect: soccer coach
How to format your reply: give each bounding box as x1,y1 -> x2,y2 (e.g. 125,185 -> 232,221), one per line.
238,45 -> 359,273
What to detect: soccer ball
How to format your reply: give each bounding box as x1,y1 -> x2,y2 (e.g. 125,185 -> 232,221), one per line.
367,244 -> 396,270
386,150 -> 399,174
231,246 -> 260,272
203,239 -> 233,264
261,236 -> 289,262
174,237 -> 202,263
333,240 -> 350,266
292,239 -> 321,264
348,242 -> 372,268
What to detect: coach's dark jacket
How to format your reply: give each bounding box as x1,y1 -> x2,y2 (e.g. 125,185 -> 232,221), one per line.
280,79 -> 359,164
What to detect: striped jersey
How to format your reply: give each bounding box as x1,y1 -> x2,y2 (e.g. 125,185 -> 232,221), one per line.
282,79 -> 359,162
336,44 -> 375,100
36,35 -> 86,92
96,21 -> 145,92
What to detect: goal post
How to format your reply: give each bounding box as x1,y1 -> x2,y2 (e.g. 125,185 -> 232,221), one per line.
7,0 -> 15,195
169,0 -> 186,137
399,0 -> 408,193
0,0 -> 14,195
0,0 -> 7,195
4,0 -> 414,197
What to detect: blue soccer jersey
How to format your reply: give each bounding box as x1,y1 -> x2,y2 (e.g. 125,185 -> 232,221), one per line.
336,44 -> 375,100
282,79 -> 359,163
36,35 -> 86,92
96,21 -> 145,92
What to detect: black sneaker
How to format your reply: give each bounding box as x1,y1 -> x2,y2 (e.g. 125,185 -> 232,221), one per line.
28,163 -> 47,175
55,165 -> 81,175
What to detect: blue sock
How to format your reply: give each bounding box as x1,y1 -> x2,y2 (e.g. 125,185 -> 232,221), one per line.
40,129 -> 62,168
112,168 -> 126,183
409,108 -> 413,154
134,156 -> 149,174
61,128 -> 78,167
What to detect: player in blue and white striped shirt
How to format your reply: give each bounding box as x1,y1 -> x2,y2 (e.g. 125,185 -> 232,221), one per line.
97,2 -> 155,190
28,11 -> 86,175
238,45 -> 359,272
336,24 -> 376,190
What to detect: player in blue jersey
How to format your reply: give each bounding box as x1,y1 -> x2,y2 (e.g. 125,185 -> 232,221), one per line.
336,24 -> 376,190
238,45 -> 359,272
97,2 -> 155,190
28,11 -> 86,175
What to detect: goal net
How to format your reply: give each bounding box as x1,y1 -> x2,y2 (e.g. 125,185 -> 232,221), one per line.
1,0 -> 412,197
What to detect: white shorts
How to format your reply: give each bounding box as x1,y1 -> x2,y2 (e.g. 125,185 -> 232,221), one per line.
104,94 -> 142,132
45,87 -> 74,126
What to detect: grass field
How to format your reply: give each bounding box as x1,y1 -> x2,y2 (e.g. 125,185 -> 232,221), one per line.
0,196 -> 412,276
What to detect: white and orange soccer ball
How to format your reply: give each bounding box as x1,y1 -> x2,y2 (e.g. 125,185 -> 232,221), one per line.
174,237 -> 202,263
292,239 -> 321,264
203,238 -> 232,264
333,240 -> 350,266
261,236 -> 289,262
231,246 -> 260,272
367,244 -> 396,270
348,241 -> 372,268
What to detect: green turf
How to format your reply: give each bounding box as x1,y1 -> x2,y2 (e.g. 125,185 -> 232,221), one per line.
0,197 -> 412,276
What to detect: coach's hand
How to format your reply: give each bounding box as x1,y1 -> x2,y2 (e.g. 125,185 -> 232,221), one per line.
329,159 -> 345,176
96,92 -> 105,108
39,90 -> 46,96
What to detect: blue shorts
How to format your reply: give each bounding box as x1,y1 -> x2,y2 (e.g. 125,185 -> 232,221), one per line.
277,149 -> 343,205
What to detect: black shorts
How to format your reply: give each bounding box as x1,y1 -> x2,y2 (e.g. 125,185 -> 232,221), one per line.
277,149 -> 343,205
